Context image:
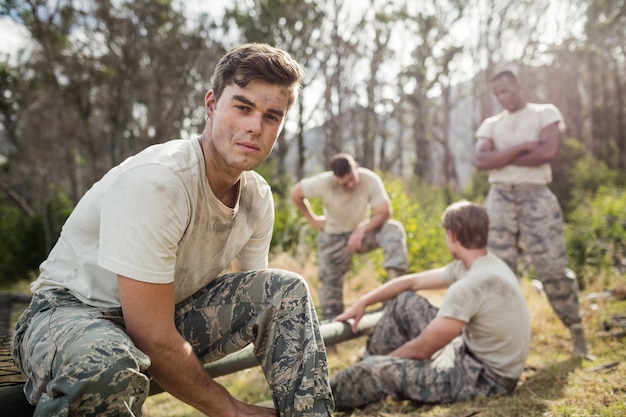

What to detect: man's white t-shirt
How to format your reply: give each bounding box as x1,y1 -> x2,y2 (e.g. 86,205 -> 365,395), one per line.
439,253 -> 531,380
299,167 -> 388,234
32,137 -> 274,307
475,103 -> 565,185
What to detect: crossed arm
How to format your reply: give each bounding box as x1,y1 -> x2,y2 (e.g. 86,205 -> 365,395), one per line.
474,121 -> 562,170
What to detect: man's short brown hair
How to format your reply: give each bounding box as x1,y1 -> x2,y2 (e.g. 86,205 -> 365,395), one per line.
329,153 -> 357,178
441,200 -> 489,249
211,43 -> 305,110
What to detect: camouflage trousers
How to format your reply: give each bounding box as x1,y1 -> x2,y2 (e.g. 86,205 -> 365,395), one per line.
12,269 -> 334,417
330,291 -> 512,410
317,219 -> 409,320
485,184 -> 582,327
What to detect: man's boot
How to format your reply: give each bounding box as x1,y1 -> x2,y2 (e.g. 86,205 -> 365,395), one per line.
570,323 -> 593,360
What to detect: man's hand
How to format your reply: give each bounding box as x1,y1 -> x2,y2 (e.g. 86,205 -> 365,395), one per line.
117,276 -> 271,417
309,215 -> 326,231
334,301 -> 367,333
224,392 -> 277,417
346,227 -> 365,253
388,317 -> 464,360
474,137 -> 539,170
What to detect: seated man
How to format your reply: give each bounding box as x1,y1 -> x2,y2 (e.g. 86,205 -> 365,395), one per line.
290,153 -> 409,320
12,43 -> 333,417
331,200 -> 530,410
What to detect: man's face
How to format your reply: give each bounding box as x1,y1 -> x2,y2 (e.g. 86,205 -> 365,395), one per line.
205,79 -> 290,172
491,76 -> 524,112
335,170 -> 359,191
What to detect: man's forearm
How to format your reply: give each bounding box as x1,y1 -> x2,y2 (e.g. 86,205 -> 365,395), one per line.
359,205 -> 390,233
145,338 -> 239,416
475,145 -> 530,170
509,141 -> 559,166
360,276 -> 414,306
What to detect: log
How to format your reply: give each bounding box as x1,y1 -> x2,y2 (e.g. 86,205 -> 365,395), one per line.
149,310 -> 382,395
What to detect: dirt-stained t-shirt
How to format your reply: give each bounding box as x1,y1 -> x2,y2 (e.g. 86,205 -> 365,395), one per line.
299,167 -> 388,234
475,103 -> 565,185
439,253 -> 531,380
32,137 -> 273,308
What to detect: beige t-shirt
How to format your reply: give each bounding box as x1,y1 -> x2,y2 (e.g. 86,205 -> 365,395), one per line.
299,167 -> 389,234
475,103 -> 565,185
439,253 -> 530,380
32,138 -> 274,307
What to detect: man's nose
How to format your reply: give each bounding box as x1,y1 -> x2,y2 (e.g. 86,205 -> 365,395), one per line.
247,114 -> 263,135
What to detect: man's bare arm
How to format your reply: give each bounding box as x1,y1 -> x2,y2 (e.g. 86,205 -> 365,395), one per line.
290,183 -> 325,231
346,200 -> 391,253
389,316 -> 465,360
474,137 -> 539,170
117,276 -> 276,417
334,268 -> 448,332
510,122 -> 562,166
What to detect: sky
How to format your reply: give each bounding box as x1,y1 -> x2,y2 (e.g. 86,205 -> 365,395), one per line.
0,17 -> 31,61
0,1 -> 227,58
0,1 -> 583,75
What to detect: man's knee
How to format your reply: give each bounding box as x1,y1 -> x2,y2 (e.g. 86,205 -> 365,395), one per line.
43,346 -> 150,416
381,219 -> 406,239
262,269 -> 310,297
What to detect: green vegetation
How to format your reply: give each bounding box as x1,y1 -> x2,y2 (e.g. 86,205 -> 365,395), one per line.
566,187 -> 626,287
0,190 -> 72,288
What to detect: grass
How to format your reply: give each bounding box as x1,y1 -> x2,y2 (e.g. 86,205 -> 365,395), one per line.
142,253 -> 626,417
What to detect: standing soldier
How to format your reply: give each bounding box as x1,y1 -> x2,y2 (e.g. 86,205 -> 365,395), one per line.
474,69 -> 590,358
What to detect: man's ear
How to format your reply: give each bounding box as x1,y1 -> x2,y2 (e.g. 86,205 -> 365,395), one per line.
205,90 -> 216,118
446,229 -> 458,243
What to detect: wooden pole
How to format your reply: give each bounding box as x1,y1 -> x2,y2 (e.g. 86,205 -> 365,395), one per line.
150,310 -> 382,395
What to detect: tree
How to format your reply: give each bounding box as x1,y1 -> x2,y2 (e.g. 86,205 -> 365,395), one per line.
397,1 -> 464,184
582,0 -> 626,170
0,0 -> 220,250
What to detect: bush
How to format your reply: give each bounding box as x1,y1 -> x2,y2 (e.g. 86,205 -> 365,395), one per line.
565,186 -> 626,287
0,201 -> 44,286
386,176 -> 452,273
0,188 -> 73,287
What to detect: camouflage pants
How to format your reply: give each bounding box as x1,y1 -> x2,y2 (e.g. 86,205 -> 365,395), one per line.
485,184 -> 582,327
12,269 -> 334,417
330,292 -> 511,410
317,219 -> 409,320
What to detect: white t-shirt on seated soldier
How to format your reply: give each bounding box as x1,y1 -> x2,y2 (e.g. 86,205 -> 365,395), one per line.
439,252 -> 531,380
32,137 -> 274,308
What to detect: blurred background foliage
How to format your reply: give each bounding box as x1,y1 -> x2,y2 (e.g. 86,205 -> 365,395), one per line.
0,0 -> 625,289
